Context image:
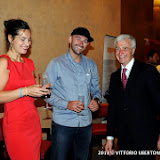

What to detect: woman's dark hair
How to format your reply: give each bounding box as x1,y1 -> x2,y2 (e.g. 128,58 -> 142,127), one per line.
4,19 -> 30,49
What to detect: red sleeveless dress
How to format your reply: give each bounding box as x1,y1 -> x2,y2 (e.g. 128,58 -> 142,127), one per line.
1,55 -> 42,160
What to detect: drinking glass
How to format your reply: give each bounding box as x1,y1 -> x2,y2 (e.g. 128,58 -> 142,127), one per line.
77,95 -> 84,116
42,73 -> 52,109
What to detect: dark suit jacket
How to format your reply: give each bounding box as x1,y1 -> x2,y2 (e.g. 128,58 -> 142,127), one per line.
107,60 -> 160,149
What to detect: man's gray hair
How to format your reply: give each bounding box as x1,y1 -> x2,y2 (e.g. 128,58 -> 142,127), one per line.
114,34 -> 136,49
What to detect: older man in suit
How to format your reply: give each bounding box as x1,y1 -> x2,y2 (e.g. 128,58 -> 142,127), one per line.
105,34 -> 160,160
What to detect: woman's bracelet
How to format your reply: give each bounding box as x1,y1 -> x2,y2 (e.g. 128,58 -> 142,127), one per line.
20,87 -> 28,98
20,87 -> 24,98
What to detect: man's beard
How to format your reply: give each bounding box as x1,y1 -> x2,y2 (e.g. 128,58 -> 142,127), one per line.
71,44 -> 84,55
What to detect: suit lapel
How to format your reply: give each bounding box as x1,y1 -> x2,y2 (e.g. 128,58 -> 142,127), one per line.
116,68 -> 124,92
125,60 -> 139,93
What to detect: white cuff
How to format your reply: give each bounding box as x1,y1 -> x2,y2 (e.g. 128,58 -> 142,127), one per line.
106,136 -> 114,140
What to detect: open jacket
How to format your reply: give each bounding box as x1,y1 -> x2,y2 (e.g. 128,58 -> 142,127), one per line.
107,60 -> 160,147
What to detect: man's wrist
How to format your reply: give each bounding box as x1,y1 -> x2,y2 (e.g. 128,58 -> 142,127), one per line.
94,97 -> 100,106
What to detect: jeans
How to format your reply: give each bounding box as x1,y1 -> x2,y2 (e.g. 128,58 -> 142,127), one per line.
50,121 -> 92,160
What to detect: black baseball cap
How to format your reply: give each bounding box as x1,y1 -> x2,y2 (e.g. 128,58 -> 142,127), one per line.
71,27 -> 94,42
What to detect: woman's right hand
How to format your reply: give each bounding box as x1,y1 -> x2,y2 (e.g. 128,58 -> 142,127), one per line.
25,84 -> 52,97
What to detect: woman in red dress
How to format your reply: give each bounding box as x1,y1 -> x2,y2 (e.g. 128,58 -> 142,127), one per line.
0,19 -> 51,160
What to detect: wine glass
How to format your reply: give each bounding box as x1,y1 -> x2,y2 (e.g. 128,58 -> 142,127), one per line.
77,95 -> 84,116
42,73 -> 52,109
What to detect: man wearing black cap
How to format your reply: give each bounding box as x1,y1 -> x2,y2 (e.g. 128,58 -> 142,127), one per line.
45,27 -> 101,160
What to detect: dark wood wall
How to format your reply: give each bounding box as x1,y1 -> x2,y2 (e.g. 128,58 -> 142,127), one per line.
153,6 -> 160,41
121,0 -> 153,62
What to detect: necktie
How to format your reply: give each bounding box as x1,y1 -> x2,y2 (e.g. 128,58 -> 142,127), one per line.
122,68 -> 127,90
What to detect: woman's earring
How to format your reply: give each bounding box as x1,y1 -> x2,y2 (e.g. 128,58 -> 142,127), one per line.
9,44 -> 12,50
